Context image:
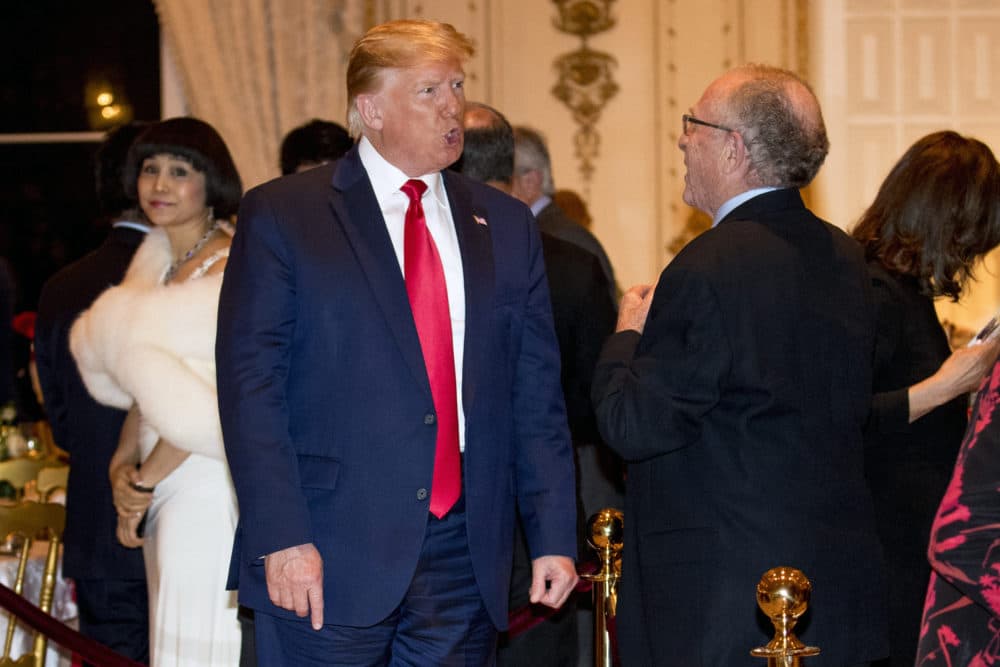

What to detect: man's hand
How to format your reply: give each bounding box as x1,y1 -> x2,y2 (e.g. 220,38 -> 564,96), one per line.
264,543 -> 324,630
616,284 -> 655,334
528,555 -> 578,609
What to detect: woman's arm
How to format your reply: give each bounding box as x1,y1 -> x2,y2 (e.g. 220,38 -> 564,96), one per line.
109,407 -> 148,518
135,439 -> 190,488
908,338 -> 1000,422
109,408 -> 190,516
109,407 -> 152,548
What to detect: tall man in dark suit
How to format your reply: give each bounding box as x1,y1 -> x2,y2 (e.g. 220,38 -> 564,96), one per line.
591,64 -> 889,667
458,101 -> 620,667
216,19 -> 578,665
34,122 -> 150,663
511,126 -> 617,301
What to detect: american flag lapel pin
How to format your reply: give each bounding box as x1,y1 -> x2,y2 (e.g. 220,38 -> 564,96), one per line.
473,214 -> 488,227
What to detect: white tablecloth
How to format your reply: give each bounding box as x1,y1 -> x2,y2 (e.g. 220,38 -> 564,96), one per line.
0,541 -> 76,666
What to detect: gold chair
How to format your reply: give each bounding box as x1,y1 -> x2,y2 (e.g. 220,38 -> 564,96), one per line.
33,468 -> 68,504
0,501 -> 65,667
0,462 -> 48,500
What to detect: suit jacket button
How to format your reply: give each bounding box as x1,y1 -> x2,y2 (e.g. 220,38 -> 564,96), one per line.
424,413 -> 435,425
416,488 -> 428,500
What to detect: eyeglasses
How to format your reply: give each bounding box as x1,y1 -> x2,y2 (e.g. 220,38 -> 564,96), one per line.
682,114 -> 735,135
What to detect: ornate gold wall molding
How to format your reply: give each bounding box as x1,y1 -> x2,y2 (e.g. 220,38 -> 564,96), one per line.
550,0 -> 620,184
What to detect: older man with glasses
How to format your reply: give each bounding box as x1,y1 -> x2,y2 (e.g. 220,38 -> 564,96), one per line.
591,64 -> 889,667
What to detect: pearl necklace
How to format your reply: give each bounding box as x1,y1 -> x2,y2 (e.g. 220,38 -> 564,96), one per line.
164,220 -> 219,283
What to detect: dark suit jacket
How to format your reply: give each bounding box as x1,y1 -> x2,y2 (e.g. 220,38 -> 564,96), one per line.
541,233 -> 616,445
499,234 -> 619,666
216,147 -> 577,630
0,259 -> 13,406
34,224 -> 148,581
536,202 -> 617,302
592,189 -> 888,667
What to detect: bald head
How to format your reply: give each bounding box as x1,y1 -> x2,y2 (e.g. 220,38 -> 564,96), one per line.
458,102 -> 515,190
464,103 -> 502,131
715,64 -> 829,188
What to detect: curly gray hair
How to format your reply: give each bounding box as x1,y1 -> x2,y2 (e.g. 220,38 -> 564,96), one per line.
724,65 -> 829,188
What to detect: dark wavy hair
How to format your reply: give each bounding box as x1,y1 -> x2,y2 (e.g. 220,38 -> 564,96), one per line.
280,119 -> 353,175
851,131 -> 1000,300
124,117 -> 243,218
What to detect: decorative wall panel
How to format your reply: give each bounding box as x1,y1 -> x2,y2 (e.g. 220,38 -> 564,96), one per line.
957,18 -> 1000,115
846,18 -> 894,114
845,124 -> 895,216
901,18 -> 951,115
814,0 -> 1000,331
847,0 -> 892,11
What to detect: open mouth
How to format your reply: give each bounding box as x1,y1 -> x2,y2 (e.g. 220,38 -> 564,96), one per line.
444,128 -> 461,146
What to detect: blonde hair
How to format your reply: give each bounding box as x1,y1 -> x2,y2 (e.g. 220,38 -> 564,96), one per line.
346,19 -> 475,137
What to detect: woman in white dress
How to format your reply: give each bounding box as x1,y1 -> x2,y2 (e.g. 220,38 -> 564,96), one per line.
70,117 -> 243,667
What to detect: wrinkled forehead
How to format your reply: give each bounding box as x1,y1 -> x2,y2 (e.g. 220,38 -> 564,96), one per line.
373,57 -> 466,92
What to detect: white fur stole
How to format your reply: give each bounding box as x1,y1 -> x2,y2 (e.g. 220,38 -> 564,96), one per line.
69,227 -> 225,460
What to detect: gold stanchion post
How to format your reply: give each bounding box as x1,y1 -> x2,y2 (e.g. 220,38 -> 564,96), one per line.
582,508 -> 623,667
750,566 -> 820,667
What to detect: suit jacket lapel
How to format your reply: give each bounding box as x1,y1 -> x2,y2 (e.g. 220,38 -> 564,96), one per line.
329,148 -> 431,395
442,171 -> 494,412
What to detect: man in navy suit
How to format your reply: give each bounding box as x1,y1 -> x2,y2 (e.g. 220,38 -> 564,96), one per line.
217,19 -> 577,665
34,122 -> 150,663
592,65 -> 889,666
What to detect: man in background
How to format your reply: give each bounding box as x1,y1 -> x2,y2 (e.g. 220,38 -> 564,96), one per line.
592,64 -> 889,666
511,126 -> 617,300
34,122 -> 150,663
0,259 -> 13,409
459,101 -> 620,666
279,119 -> 353,175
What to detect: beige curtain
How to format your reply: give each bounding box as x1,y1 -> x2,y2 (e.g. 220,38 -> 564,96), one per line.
153,0 -> 366,188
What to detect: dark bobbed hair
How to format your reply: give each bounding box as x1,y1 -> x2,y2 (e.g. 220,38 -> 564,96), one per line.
851,130 -> 1000,300
124,117 -> 243,218
95,121 -> 149,216
457,103 -> 514,184
280,119 -> 353,175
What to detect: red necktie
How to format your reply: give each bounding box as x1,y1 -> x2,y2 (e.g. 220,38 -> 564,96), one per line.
401,179 -> 461,518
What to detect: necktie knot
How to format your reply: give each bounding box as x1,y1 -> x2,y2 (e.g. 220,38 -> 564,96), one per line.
401,179 -> 427,203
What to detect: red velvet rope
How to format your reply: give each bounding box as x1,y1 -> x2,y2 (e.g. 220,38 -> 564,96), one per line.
0,582 -> 143,667
506,560 -> 597,639
0,563 -> 608,664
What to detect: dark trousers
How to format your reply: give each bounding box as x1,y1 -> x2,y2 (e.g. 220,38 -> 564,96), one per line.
255,501 -> 497,666
238,605 -> 257,667
74,578 -> 149,665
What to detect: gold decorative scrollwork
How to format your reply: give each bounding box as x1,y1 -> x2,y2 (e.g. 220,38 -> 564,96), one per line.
551,0 -> 619,183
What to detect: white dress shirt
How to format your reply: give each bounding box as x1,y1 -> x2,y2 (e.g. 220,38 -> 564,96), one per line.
358,137 -> 468,451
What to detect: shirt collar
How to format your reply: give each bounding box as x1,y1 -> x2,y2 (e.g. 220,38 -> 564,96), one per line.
358,136 -> 447,209
530,194 -> 552,218
712,187 -> 780,227
112,221 -> 150,233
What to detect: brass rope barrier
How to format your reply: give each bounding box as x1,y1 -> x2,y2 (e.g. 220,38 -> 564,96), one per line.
750,566 -> 820,666
583,508 -> 623,667
0,583 -> 144,667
